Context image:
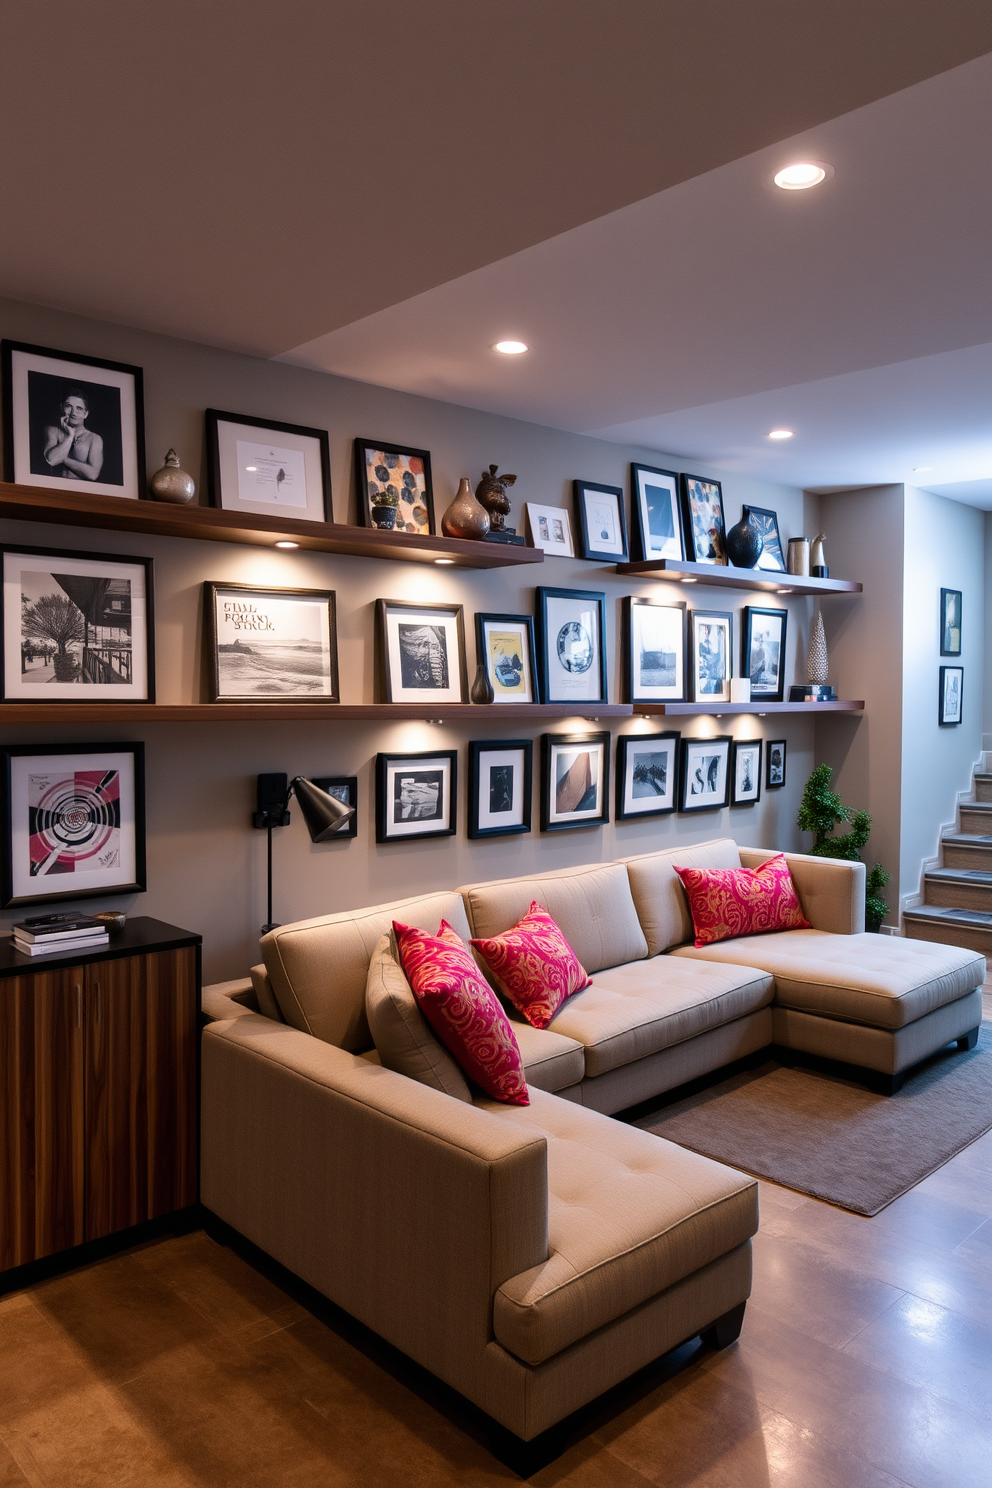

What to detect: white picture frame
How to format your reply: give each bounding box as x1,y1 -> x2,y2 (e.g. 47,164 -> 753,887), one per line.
525,503 -> 574,556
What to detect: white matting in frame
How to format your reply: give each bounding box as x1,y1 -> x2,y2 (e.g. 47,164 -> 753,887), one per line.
617,733 -> 679,818
471,742 -> 531,836
207,409 -> 330,522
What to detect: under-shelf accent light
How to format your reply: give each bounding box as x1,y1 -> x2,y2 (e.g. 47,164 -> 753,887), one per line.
492,340 -> 529,355
773,162 -> 832,190
434,557 -> 455,565
274,540 -> 299,549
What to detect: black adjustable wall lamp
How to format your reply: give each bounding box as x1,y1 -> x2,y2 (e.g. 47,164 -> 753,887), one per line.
252,773 -> 355,933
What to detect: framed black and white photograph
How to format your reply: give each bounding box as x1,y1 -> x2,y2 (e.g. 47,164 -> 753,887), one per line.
630,463 -> 682,562
742,606 -> 788,702
940,588 -> 962,657
541,731 -> 610,831
939,665 -> 964,726
206,409 -> 331,523
377,599 -> 467,705
468,740 -> 532,838
376,750 -> 456,843
766,740 -> 787,789
2,545 -> 153,704
525,503 -> 574,557
2,340 -> 145,500
355,438 -> 434,535
475,612 -> 538,703
616,731 -> 680,820
536,587 -> 607,705
623,596 -> 686,703
309,776 -> 358,838
742,506 -> 786,572
681,473 -> 727,565
204,583 -> 338,703
731,740 -> 762,806
574,480 -> 628,562
679,735 -> 732,813
0,742 -> 146,908
690,609 -> 733,704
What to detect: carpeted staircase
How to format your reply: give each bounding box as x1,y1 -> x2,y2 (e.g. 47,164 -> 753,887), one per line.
903,755 -> 992,954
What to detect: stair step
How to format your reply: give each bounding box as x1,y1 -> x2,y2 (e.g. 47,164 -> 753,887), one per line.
923,867 -> 992,910
906,905 -> 992,927
959,803 -> 992,831
903,905 -> 992,954
973,773 -> 992,802
926,867 -> 992,883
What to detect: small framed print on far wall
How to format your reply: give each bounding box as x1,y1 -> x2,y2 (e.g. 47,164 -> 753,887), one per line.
475,612 -> 538,703
624,596 -> 686,703
377,599 -> 467,705
766,740 -> 787,789
616,732 -> 680,820
542,731 -> 610,832
206,409 -> 331,523
939,665 -> 963,726
376,750 -> 456,843
731,739 -> 762,806
468,740 -> 533,838
940,589 -> 962,656
536,587 -> 607,705
573,480 -> 628,562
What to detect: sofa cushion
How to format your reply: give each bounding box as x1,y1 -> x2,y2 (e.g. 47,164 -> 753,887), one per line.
365,932 -> 472,1102
674,854 -> 810,947
471,902 -> 591,1028
621,839 -> 742,956
460,863 -> 648,975
511,1021 -> 586,1092
672,930 -> 986,1030
479,1089 -> 757,1366
250,964 -> 283,1022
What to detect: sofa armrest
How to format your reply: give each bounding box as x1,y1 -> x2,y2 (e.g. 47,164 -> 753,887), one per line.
739,848 -> 865,934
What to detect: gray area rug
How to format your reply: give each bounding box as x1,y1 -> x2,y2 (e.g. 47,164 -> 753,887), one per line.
635,1023 -> 992,1215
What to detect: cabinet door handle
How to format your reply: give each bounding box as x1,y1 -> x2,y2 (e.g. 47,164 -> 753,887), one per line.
75,983 -> 83,1028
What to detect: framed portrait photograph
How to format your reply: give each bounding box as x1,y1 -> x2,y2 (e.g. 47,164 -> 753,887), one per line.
940,588 -> 962,656
680,473 -> 727,565
2,339 -> 145,500
939,665 -> 963,726
309,776 -> 358,838
679,735 -> 732,813
623,596 -> 686,703
355,439 -> 434,535
536,587 -> 607,705
766,739 -> 787,789
690,609 -> 733,704
468,740 -> 533,838
574,480 -> 627,562
206,409 -> 331,523
742,606 -> 788,702
204,583 -> 338,703
541,731 -> 610,831
475,612 -> 538,703
376,750 -> 456,843
377,599 -> 467,704
731,740 -> 763,806
630,463 -> 682,562
525,503 -> 574,557
0,742 -> 146,908
2,545 -> 153,703
742,506 -> 787,572
616,731 -> 680,820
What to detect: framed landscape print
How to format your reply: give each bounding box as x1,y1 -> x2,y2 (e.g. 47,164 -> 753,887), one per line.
742,506 -> 786,572
742,606 -> 787,702
616,731 -> 680,820
681,473 -> 727,565
376,750 -> 456,843
536,587 -> 607,705
630,464 -> 682,562
468,740 -> 532,838
940,588 -> 962,656
766,740 -> 787,789
2,340 -> 145,499
377,599 -> 467,704
0,742 -> 146,908
204,583 -> 338,703
731,739 -> 762,806
679,735 -> 731,813
574,480 -> 627,562
690,609 -> 732,704
624,596 -> 686,703
355,439 -> 434,535
475,612 -> 537,703
541,731 -> 610,831
525,504 -> 574,557
2,545 -> 153,703
939,665 -> 963,726
206,409 -> 331,522
309,776 -> 358,838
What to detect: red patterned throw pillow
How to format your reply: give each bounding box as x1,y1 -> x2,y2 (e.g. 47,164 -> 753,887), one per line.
673,854 -> 811,948
392,919 -> 529,1105
470,901 -> 592,1030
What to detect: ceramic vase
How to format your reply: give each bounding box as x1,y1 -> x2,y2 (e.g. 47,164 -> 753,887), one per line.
807,609 -> 829,684
725,511 -> 763,568
149,449 -> 196,504
470,661 -> 495,704
441,478 -> 490,540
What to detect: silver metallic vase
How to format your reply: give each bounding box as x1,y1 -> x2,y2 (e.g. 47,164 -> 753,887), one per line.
149,449 -> 196,505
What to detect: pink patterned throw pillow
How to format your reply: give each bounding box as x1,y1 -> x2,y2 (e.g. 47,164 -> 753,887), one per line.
673,854 -> 811,948
392,919 -> 529,1105
470,901 -> 592,1030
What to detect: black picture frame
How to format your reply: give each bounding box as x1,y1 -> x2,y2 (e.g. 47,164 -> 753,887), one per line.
623,595 -> 687,703
939,666 -> 964,726
375,750 -> 457,843
309,776 -> 358,838
354,438 -> 435,535
0,741 -> 146,908
766,740 -> 787,789
573,479 -> 628,562
474,612 -> 538,704
940,588 -> 962,657
689,609 -> 733,704
468,740 -> 533,838
742,506 -> 786,572
376,599 -> 467,704
204,582 -> 338,704
536,586 -> 608,705
680,472 -> 727,565
742,606 -> 788,703
615,731 -> 680,820
541,731 -> 610,831
630,463 -> 683,562
2,339 -> 146,500
679,735 -> 732,813
731,739 -> 763,806
205,408 -> 331,523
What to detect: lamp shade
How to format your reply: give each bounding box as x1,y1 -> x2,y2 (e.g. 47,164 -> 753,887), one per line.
290,777 -> 355,842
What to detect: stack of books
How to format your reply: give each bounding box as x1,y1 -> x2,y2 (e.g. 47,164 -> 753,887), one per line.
11,913 -> 110,957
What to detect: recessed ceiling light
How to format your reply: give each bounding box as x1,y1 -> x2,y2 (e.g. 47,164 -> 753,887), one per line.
773,162 -> 833,190
767,429 -> 794,440
492,340 -> 528,355
274,540 -> 299,549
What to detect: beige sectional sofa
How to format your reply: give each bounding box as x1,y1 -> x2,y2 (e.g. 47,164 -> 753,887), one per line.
200,837 -> 984,1442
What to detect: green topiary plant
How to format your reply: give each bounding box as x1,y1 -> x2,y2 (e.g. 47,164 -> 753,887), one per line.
797,763 -> 890,929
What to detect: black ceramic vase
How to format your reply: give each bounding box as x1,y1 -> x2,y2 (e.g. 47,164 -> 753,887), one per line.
725,511 -> 764,568
470,662 -> 495,704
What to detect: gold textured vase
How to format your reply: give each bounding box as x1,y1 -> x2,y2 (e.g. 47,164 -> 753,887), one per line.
441,478 -> 490,540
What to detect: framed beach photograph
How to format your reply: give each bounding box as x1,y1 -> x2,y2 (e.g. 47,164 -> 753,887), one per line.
574,480 -> 627,562
355,439 -> 434,535
680,473 -> 727,565
376,750 -> 456,843
475,612 -> 538,703
468,740 -> 533,838
206,409 -> 330,523
630,463 -> 682,562
204,583 -> 338,703
742,606 -> 788,702
377,599 -> 467,704
2,545 -> 153,703
742,505 -> 786,572
939,665 -> 963,726
940,588 -> 962,657
0,741 -> 146,908
766,740 -> 787,789
731,740 -> 763,806
690,609 -> 733,704
541,731 -> 610,831
309,776 -> 358,838
2,340 -> 145,499
679,735 -> 732,813
616,731 -> 680,820
536,587 -> 607,705
525,503 -> 574,557
623,596 -> 686,703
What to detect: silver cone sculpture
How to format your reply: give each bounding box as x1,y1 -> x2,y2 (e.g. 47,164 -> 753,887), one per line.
807,608 -> 829,684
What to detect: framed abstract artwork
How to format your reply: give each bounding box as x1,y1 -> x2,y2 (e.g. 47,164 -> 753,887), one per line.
766,739 -> 787,789
615,731 -> 680,820
468,740 -> 533,838
680,473 -> 727,565
940,588 -> 962,656
355,439 -> 434,535
376,599 -> 467,704
731,740 -> 762,806
689,609 -> 733,704
742,606 -> 788,703
536,587 -> 607,705
475,612 -> 538,703
204,583 -> 338,703
206,408 -> 331,522
541,731 -> 610,831
623,596 -> 686,703
574,480 -> 628,562
742,505 -> 786,572
375,750 -> 457,843
630,463 -> 682,562
939,665 -> 963,726
679,735 -> 732,813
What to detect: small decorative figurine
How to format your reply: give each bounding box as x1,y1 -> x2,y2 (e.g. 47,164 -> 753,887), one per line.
810,532 -> 828,578
475,464 -> 517,533
725,510 -> 763,568
441,477 -> 490,540
148,449 -> 196,505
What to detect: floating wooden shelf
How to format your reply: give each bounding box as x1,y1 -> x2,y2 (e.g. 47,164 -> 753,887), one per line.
0,481 -> 544,569
0,702 -> 633,725
633,700 -> 865,717
616,558 -> 862,596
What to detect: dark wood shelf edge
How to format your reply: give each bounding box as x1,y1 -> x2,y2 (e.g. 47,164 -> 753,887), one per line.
616,558 -> 861,595
0,702 -> 634,724
633,701 -> 865,716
